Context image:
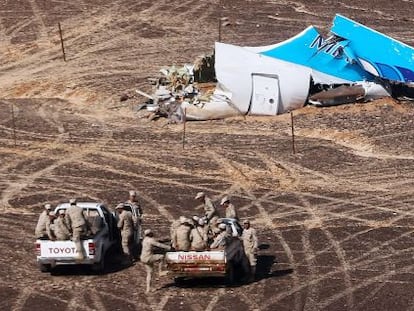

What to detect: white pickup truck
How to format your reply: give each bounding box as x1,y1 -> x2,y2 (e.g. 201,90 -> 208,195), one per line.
35,202 -> 120,273
165,218 -> 248,284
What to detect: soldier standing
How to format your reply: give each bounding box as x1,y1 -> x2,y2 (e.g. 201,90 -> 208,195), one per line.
65,198 -> 88,260
194,192 -> 217,223
35,203 -> 53,239
140,229 -> 171,294
220,196 -> 238,219
54,209 -> 71,240
241,219 -> 258,282
126,190 -> 143,238
116,203 -> 134,262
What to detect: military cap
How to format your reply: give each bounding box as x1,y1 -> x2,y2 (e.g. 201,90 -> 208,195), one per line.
69,198 -> 77,205
44,203 -> 52,210
243,219 -> 250,224
195,192 -> 205,199
129,190 -> 137,196
58,209 -> 66,215
144,229 -> 152,236
220,196 -> 230,205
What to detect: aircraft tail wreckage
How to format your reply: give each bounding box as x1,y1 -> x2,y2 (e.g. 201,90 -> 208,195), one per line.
138,14 -> 414,121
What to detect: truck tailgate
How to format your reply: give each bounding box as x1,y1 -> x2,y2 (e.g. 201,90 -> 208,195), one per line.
166,251 -> 226,276
37,240 -> 94,261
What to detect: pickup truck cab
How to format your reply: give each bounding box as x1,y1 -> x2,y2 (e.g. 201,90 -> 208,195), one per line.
165,218 -> 248,284
35,202 -> 119,273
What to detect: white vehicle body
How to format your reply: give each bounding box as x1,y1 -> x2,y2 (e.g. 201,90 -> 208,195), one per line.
35,202 -> 119,273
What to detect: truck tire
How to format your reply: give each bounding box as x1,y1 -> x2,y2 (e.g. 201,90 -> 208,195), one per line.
174,277 -> 185,286
39,263 -> 51,273
91,249 -> 106,274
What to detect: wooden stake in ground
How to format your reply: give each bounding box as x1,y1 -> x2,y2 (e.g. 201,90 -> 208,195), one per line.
58,22 -> 66,62
11,103 -> 17,147
182,108 -> 187,149
291,111 -> 296,154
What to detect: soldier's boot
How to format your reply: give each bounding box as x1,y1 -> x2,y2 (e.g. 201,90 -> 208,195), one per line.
75,251 -> 85,260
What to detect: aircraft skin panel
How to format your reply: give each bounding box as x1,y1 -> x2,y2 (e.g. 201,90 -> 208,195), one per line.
331,14 -> 414,82
259,26 -> 373,83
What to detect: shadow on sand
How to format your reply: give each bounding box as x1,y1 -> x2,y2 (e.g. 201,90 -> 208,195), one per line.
161,253 -> 293,289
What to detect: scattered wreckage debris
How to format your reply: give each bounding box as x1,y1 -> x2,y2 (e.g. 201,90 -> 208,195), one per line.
134,14 -> 414,122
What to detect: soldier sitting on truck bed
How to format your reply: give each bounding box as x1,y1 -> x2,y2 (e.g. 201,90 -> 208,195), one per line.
171,216 -> 192,251
189,216 -> 208,251
210,223 -> 231,249
35,203 -> 53,239
54,209 -> 71,240
45,211 -> 57,241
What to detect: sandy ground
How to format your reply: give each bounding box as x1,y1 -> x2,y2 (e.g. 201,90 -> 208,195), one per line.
0,1 -> 414,310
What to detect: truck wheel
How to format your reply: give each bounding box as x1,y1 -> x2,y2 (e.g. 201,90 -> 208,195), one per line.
174,277 -> 185,286
39,263 -> 51,273
91,256 -> 105,274
226,262 -> 235,285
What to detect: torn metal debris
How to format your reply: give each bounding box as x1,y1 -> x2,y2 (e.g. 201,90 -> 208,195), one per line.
137,14 -> 414,122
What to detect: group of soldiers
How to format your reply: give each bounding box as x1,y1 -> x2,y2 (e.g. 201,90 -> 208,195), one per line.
35,190 -> 258,294
35,191 -> 143,261
35,198 -> 90,260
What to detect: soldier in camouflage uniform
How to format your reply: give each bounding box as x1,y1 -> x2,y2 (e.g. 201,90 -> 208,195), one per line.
189,216 -> 208,250
241,219 -> 258,282
116,203 -> 134,262
45,211 -> 57,240
140,229 -> 171,294
195,192 -> 217,222
54,209 -> 71,240
35,203 -> 53,239
171,216 -> 192,251
220,196 -> 238,219
126,190 -> 143,239
65,198 -> 88,260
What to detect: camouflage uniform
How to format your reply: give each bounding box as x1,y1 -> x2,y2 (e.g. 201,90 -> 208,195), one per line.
117,207 -> 134,257
195,192 -> 217,222
65,200 -> 88,259
210,224 -> 230,249
225,203 -> 237,219
35,205 -> 52,239
45,212 -> 57,240
126,190 -> 143,238
203,196 -> 217,221
140,230 -> 171,293
241,220 -> 258,281
54,212 -> 71,240
190,223 -> 208,251
172,221 -> 191,251
220,196 -> 238,219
